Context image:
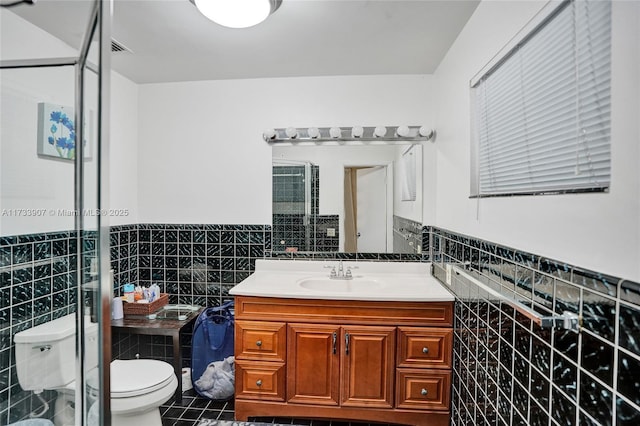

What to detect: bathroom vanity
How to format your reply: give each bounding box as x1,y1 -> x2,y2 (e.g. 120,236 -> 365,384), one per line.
229,260 -> 454,426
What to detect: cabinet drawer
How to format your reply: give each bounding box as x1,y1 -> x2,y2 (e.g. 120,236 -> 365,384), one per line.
236,320 -> 286,362
396,369 -> 451,410
397,327 -> 452,368
235,360 -> 285,402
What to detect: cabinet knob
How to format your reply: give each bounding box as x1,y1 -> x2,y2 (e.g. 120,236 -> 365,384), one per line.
421,388 -> 428,396
256,340 -> 262,347
256,379 -> 263,387
422,347 -> 429,354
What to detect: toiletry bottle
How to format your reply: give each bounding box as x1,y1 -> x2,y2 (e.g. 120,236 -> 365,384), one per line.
123,283 -> 135,303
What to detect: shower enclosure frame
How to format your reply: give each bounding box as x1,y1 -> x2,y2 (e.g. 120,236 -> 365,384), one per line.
1,0 -> 113,424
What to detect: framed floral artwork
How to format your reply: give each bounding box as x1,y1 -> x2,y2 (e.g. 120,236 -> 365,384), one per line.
37,102 -> 92,161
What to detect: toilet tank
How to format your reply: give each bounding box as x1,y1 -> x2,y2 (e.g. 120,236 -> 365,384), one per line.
14,314 -> 99,392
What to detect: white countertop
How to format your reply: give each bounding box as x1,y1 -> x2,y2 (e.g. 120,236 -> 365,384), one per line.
229,259 -> 454,302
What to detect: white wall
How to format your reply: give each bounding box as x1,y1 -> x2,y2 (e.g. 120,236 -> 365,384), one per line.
109,72 -> 139,226
433,1 -> 640,281
137,75 -> 434,225
0,10 -> 139,234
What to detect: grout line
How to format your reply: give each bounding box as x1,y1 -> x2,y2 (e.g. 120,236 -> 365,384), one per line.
613,291 -> 621,426
575,286 -> 583,426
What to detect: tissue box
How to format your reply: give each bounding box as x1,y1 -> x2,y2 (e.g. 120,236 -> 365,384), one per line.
123,293 -> 168,316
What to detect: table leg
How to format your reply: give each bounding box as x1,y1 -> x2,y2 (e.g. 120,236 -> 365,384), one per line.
172,332 -> 182,403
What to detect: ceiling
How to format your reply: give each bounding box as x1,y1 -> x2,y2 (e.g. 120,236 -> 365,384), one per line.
11,0 -> 480,84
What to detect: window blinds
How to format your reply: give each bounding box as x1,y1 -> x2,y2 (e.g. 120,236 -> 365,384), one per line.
471,0 -> 611,197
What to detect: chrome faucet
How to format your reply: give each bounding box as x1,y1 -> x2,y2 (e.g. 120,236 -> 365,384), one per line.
325,260 -> 357,280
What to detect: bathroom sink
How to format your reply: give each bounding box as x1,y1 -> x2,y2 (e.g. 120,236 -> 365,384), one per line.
229,259 -> 455,302
297,277 -> 383,293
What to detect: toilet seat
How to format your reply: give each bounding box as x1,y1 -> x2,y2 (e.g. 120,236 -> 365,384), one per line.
110,359 -> 175,398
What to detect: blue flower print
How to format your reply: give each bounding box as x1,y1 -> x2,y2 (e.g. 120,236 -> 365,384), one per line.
48,109 -> 77,159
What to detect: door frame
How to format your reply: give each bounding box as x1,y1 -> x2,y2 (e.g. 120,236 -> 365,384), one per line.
342,161 -> 393,253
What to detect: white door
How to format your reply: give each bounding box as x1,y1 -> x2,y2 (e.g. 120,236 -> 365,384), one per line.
356,166 -> 387,252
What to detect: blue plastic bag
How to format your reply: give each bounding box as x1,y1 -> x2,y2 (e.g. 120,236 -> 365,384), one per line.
190,300 -> 234,399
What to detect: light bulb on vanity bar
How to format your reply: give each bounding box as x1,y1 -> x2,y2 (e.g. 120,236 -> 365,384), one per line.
373,126 -> 387,138
307,127 -> 320,139
263,128 -> 276,141
396,126 -> 410,137
419,126 -> 434,139
285,127 -> 298,139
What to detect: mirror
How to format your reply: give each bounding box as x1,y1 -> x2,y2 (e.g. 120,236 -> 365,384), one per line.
272,143 -> 423,254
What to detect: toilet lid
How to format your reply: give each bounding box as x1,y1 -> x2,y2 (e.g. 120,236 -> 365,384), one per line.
110,359 -> 175,398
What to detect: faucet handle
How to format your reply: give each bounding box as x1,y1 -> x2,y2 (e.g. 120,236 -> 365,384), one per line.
324,266 -> 337,278
345,265 -> 358,278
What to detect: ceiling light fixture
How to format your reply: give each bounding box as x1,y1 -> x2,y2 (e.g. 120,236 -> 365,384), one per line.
191,0 -> 282,29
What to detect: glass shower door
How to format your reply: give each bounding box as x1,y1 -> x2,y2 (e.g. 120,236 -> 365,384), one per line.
0,0 -> 112,424
272,161 -> 316,252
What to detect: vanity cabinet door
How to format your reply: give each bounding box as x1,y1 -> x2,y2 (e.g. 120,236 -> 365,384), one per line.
287,323 -> 341,406
341,326 -> 396,409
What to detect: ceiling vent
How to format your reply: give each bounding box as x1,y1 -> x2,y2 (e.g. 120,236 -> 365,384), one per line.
111,39 -> 132,54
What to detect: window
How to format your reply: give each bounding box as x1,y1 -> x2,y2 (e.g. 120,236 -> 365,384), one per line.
470,0 -> 611,197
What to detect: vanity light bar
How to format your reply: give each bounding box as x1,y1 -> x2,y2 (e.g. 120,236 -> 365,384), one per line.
263,126 -> 435,143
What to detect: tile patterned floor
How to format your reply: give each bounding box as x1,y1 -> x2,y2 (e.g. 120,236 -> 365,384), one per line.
160,390 -> 398,426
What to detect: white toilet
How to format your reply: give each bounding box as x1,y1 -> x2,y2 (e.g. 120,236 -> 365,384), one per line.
14,314 -> 177,426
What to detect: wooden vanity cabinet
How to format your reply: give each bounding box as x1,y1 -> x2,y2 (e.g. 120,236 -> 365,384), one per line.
233,296 -> 453,426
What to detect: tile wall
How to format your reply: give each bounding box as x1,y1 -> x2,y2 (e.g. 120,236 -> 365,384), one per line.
429,226 -> 640,426
111,224 -> 271,307
392,215 -> 423,254
0,230 -> 84,424
109,224 -> 139,294
272,214 -> 339,252
6,222 -> 639,426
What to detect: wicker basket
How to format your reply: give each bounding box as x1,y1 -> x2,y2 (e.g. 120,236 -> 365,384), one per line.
123,293 -> 168,316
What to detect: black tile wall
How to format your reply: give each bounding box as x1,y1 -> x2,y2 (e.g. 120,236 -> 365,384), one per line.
126,224 -> 271,308
0,230 -> 83,424
32,221 -> 636,426
430,226 -> 640,426
310,215 -> 339,252
392,215 -> 423,255
272,214 -> 339,253
109,224 -> 139,293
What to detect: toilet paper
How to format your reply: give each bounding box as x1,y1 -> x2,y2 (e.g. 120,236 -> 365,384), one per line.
112,297 -> 123,320
182,368 -> 193,392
